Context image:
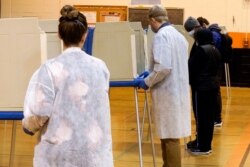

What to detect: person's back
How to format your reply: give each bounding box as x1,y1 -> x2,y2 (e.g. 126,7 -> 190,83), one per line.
22,5 -> 113,167
220,33 -> 233,63
187,28 -> 221,155
208,24 -> 232,126
35,50 -> 113,166
211,31 -> 222,49
153,25 -> 190,112
209,24 -> 233,63
189,29 -> 221,90
148,23 -> 191,138
137,5 -> 191,166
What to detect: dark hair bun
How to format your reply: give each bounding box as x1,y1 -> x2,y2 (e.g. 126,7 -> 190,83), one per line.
60,5 -> 75,16
60,5 -> 80,22
66,10 -> 79,21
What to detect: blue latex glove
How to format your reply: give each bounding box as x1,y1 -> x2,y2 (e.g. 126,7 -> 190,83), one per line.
138,71 -> 149,79
134,78 -> 149,90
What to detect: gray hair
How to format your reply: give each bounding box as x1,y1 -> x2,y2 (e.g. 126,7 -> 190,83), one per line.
148,5 -> 168,23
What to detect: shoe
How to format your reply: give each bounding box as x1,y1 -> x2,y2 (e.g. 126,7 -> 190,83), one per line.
187,139 -> 197,149
189,147 -> 212,155
214,121 -> 223,127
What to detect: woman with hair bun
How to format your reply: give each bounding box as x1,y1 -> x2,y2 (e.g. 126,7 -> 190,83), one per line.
22,5 -> 114,167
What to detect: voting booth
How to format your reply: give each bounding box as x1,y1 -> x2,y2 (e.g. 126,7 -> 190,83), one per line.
39,19 -> 62,62
129,22 -> 147,75
0,18 -> 41,109
0,17 -> 43,167
92,21 -> 147,81
93,21 -> 155,167
0,18 -> 64,109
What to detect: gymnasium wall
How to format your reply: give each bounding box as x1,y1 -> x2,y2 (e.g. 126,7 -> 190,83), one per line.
1,0 -> 250,48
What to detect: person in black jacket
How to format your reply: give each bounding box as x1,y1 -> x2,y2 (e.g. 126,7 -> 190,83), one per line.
188,28 -> 221,155
184,16 -> 201,150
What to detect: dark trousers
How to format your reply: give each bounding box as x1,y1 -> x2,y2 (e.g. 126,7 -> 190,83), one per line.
191,88 -> 197,122
192,88 -> 218,150
214,65 -> 223,123
192,87 -> 222,123
214,89 -> 222,122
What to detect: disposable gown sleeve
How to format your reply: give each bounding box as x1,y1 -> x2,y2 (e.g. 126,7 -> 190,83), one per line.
144,34 -> 171,87
22,65 -> 54,135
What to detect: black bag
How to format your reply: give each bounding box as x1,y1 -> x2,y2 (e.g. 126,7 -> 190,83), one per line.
220,34 -> 233,63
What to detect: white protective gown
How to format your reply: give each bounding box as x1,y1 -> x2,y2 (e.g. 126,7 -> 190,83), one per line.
145,25 -> 191,139
22,47 -> 113,167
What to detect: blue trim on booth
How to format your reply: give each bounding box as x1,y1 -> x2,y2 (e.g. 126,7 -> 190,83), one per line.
109,80 -> 139,87
0,111 -> 23,120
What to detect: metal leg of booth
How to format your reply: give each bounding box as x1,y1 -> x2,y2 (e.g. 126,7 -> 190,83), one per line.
145,91 -> 156,167
140,98 -> 147,142
225,63 -> 231,99
134,88 -> 143,167
139,90 -> 156,167
9,120 -> 17,167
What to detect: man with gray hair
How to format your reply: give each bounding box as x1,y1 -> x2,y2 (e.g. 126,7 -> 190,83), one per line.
136,5 -> 191,167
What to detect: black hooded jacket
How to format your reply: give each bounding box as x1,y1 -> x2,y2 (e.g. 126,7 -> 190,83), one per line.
188,29 -> 221,91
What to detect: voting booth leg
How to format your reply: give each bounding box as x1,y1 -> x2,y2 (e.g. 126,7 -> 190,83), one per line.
9,120 -> 17,167
134,88 -> 143,167
2,121 -> 8,163
140,98 -> 147,142
145,91 -> 157,167
224,63 -> 231,99
141,99 -> 151,142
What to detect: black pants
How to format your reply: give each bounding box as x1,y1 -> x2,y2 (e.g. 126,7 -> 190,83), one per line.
214,65 -> 223,123
192,88 -> 218,150
214,89 -> 222,123
192,87 -> 222,123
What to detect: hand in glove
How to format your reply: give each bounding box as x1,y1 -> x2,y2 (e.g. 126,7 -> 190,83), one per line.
134,78 -> 149,90
138,71 -> 149,79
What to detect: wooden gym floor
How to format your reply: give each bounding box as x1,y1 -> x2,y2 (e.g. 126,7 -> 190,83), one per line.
0,87 -> 250,167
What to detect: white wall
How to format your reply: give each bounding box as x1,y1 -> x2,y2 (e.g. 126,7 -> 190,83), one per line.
1,0 -> 250,32
163,0 -> 250,33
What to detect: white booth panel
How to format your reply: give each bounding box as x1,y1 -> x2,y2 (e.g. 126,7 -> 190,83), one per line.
92,22 -> 137,81
39,19 -> 59,33
46,34 -> 62,59
39,20 -> 62,60
0,18 -> 41,109
129,22 -> 146,75
145,28 -> 155,70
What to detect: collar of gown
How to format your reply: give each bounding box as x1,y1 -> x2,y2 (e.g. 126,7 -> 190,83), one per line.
63,47 -> 82,53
